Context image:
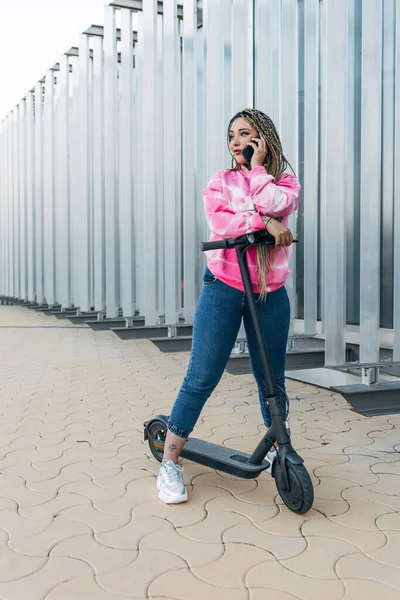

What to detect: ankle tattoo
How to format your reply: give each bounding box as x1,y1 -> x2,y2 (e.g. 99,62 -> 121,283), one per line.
168,443 -> 178,451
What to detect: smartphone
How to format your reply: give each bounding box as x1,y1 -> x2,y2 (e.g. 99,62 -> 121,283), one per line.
242,145 -> 254,165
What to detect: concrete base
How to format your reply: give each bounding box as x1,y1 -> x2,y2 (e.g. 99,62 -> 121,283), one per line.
288,367 -> 400,416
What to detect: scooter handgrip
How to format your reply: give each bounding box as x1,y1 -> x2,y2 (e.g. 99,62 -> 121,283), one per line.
201,239 -> 234,251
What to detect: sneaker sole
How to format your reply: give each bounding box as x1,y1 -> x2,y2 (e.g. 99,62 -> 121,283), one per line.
157,478 -> 188,504
158,487 -> 188,504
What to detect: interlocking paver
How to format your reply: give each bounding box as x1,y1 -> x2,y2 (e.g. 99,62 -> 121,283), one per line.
0,557 -> 92,599
192,543 -> 274,587
178,509 -> 249,543
0,539 -> 48,582
149,568 -> 249,600
302,515 -> 386,552
56,502 -> 132,533
18,492 -> 92,521
282,535 -> 359,579
341,485 -> 400,513
96,515 -> 172,551
376,512 -> 400,530
341,579 -> 400,599
206,492 -> 279,522
96,549 -> 186,597
141,527 -> 224,567
336,552 -> 400,590
313,463 -> 379,486
8,517 -> 92,555
246,560 -> 345,600
46,575 -> 125,599
367,530 -> 400,568
223,522 -> 307,560
51,533 -> 138,575
249,590 -> 311,600
0,305 -> 399,599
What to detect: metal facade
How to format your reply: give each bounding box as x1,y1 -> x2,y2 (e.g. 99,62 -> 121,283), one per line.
0,0 -> 399,389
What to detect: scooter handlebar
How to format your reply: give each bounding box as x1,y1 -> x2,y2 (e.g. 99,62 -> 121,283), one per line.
201,238 -> 236,251
202,230 -> 278,252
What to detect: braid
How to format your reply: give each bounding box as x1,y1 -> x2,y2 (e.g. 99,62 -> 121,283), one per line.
227,109 -> 294,298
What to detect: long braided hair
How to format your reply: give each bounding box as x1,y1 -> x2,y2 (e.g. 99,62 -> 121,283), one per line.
227,108 -> 292,297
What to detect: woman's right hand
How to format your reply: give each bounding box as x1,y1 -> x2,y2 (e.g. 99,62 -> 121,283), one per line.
262,217 -> 293,247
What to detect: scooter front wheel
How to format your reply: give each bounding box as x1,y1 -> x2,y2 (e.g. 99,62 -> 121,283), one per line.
274,462 -> 314,514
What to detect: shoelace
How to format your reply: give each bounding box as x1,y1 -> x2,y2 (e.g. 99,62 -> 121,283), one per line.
162,461 -> 184,484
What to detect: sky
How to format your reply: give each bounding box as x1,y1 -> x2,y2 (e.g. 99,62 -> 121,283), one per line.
0,0 -> 108,120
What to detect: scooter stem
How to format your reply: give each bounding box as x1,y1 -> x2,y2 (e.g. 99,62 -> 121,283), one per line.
235,244 -> 278,397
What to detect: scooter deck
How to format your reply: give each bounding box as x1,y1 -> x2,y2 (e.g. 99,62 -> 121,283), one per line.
181,437 -> 271,479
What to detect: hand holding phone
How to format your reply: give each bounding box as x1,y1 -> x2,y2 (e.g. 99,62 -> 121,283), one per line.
242,137 -> 267,167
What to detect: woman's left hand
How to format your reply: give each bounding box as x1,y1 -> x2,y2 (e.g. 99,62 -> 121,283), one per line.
262,217 -> 293,247
248,137 -> 268,168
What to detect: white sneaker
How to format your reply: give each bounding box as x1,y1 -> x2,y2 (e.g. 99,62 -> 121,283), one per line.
266,447 -> 278,474
157,460 -> 188,504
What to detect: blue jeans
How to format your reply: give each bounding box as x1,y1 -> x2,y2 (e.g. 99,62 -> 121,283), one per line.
168,267 -> 290,439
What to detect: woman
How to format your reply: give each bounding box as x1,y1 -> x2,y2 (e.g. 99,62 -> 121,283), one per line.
157,108 -> 301,504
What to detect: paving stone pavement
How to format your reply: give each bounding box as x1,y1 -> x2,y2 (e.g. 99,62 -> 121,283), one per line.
0,305 -> 400,599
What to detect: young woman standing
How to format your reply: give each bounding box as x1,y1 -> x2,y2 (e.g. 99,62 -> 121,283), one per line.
157,108 -> 300,504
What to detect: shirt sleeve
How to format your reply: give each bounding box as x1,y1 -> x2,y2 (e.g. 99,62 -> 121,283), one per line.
204,170 -> 266,238
248,166 -> 301,218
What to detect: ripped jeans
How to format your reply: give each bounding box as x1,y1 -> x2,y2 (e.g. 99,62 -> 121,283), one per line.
168,267 -> 290,439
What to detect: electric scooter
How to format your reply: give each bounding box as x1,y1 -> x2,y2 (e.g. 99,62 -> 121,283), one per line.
144,230 -> 314,514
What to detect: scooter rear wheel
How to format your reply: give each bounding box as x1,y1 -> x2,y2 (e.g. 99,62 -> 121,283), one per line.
275,462 -> 314,514
147,419 -> 167,462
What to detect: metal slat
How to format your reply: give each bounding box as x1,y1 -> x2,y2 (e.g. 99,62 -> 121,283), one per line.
380,0 -> 396,330
42,71 -> 56,306
280,0 -> 299,333
25,91 -> 36,302
231,0 -> 252,113
12,108 -> 20,299
204,0 -> 226,181
6,114 -> 12,297
56,54 -> 71,309
68,56 -> 80,308
163,0 -> 180,325
142,0 -> 159,325
254,0 -> 275,115
345,0 -> 357,329
303,0 -> 318,335
77,34 -> 92,312
0,120 -> 6,295
182,0 -> 198,322
195,23 -> 206,295
103,6 -> 119,318
359,0 -> 382,366
394,0 -> 400,359
323,0 -> 348,366
119,9 -> 134,318
8,113 -> 14,297
92,36 -> 106,313
318,0 -> 327,334
34,82 -> 44,305
156,14 -> 165,321
18,100 -> 27,301
133,11 -> 145,315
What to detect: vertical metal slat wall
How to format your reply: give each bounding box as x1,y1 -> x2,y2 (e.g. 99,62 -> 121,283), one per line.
0,0 -> 399,395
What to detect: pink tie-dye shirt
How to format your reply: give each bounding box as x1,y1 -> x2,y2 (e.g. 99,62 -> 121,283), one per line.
204,166 -> 301,293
